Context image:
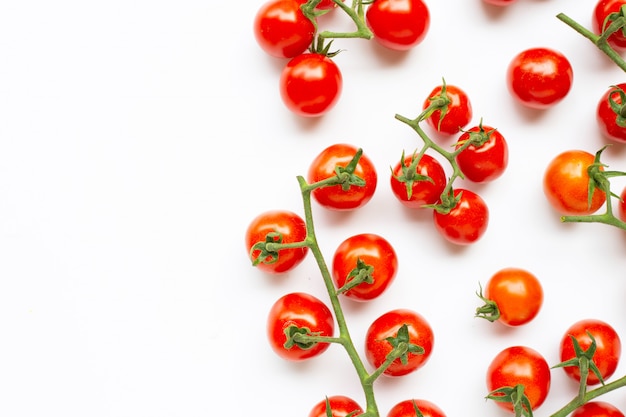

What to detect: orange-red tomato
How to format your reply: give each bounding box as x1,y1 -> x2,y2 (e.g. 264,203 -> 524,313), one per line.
543,150 -> 606,216
478,267 -> 543,327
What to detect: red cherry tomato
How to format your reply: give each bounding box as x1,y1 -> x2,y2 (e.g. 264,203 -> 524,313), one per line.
572,401 -> 625,417
432,189 -> 489,245
387,399 -> 446,417
365,0 -> 430,51
597,83 -> 626,143
482,0 -> 518,5
423,84 -> 473,136
506,47 -> 573,109
477,267 -> 543,327
390,153 -> 447,208
332,233 -> 398,302
253,0 -> 315,59
308,395 -> 364,417
280,53 -> 343,117
559,319 -> 622,385
245,210 -> 309,274
543,150 -> 606,216
592,0 -> 626,52
308,144 -> 378,211
365,308 -> 434,377
267,292 -> 335,361
455,124 -> 509,183
486,346 -> 551,413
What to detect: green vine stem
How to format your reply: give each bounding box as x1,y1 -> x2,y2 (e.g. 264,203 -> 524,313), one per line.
550,375 -> 626,417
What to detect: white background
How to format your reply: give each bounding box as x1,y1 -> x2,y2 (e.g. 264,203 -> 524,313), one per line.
2,1 -> 626,416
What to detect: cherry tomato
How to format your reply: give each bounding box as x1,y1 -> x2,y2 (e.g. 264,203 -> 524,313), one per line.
390,153 -> 447,208
455,125 -> 509,183
267,292 -> 335,361
308,395 -> 364,417
332,233 -> 398,302
423,84 -> 473,136
543,150 -> 606,216
365,0 -> 430,51
596,83 -> 626,143
559,319 -> 622,385
432,189 -> 489,245
365,308 -> 434,377
477,267 -> 543,327
387,399 -> 446,417
486,346 -> 551,413
280,53 -> 343,117
308,143 -> 378,210
253,0 -> 316,59
592,0 -> 626,52
619,186 -> 626,221
482,0 -> 518,5
245,210 -> 309,274
506,47 -> 573,109
572,401 -> 625,417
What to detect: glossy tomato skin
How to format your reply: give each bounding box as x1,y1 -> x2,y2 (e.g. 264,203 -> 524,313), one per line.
597,83 -> 626,143
507,47 -> 573,109
483,267 -> 543,326
387,399 -> 446,417
572,401 -> 625,417
423,84 -> 473,136
432,189 -> 489,245
308,395 -> 364,417
486,346 -> 551,413
308,144 -> 378,210
455,125 -> 509,183
543,150 -> 606,216
592,0 -> 626,52
559,319 -> 622,385
280,53 -> 343,117
267,292 -> 335,361
619,186 -> 626,221
365,308 -> 434,377
332,233 -> 398,302
390,153 -> 447,208
245,210 -> 309,274
365,0 -> 430,51
253,0 -> 315,59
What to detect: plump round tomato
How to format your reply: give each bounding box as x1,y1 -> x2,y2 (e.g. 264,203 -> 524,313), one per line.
476,267 -> 543,327
572,401 -> 625,417
279,53 -> 343,117
365,0 -> 430,51
619,186 -> 626,221
365,308 -> 434,377
332,233 -> 398,302
245,210 -> 309,274
592,0 -> 626,52
267,292 -> 335,361
253,0 -> 316,59
486,346 -> 551,413
455,124 -> 509,183
308,143 -> 378,210
308,395 -> 364,417
559,319 -> 622,385
390,153 -> 447,208
432,189 -> 489,245
387,399 -> 446,417
543,150 -> 606,216
506,47 -> 573,109
597,83 -> 626,143
423,84 -> 473,137
482,0 -> 518,5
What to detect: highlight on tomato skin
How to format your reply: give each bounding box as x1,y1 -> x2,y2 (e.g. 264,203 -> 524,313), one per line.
365,0 -> 431,51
